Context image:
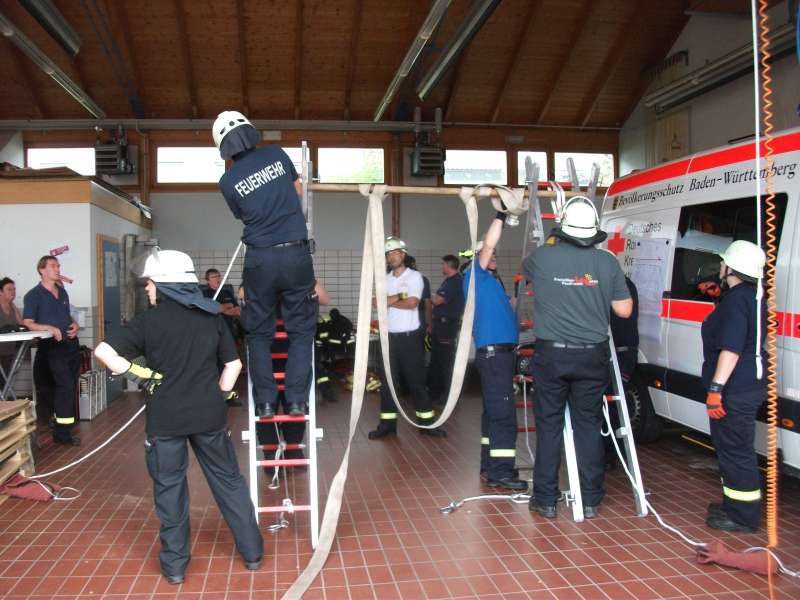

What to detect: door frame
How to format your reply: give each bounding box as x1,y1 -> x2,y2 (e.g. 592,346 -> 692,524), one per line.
95,234 -> 119,342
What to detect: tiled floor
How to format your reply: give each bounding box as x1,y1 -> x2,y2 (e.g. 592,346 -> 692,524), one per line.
2,379 -> 800,599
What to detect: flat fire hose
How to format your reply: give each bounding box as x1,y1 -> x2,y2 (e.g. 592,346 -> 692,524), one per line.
282,184 -> 480,599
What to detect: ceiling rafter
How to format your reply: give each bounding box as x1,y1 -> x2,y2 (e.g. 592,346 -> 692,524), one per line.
112,1 -> 146,116
489,0 -> 542,124
343,0 -> 364,120
4,38 -> 45,119
577,0 -> 646,127
533,0 -> 596,125
443,56 -> 465,122
235,0 -> 249,115
293,0 -> 305,120
174,0 -> 198,118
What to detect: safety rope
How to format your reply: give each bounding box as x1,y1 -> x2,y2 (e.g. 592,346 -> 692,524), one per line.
755,0 -> 781,595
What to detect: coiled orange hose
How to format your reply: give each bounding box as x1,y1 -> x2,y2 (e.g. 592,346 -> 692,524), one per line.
756,1 -> 779,597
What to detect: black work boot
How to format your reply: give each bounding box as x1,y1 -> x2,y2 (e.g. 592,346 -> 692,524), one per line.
368,422 -> 397,440
529,498 -> 557,519
487,477 -> 528,491
287,402 -> 307,417
256,403 -> 275,418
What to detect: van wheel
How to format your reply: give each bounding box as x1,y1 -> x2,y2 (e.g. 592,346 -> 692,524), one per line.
625,374 -> 663,444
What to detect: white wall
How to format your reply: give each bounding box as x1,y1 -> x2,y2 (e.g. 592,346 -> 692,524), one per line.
0,132 -> 24,167
619,4 -> 800,174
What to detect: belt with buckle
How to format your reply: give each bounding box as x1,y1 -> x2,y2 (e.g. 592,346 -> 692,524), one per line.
476,343 -> 516,354
389,330 -> 420,337
538,340 -> 605,349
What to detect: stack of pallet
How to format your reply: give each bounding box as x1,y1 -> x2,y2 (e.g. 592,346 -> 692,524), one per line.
0,400 -> 36,505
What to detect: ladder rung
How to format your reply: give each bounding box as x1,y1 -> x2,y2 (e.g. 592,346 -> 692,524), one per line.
525,290 -> 533,296
257,415 -> 309,423
276,319 -> 284,327
259,458 -> 310,467
273,372 -> 285,380
517,349 -> 534,357
514,375 -> 533,383
515,402 -> 533,409
277,384 -> 285,391
605,395 -> 621,402
272,352 -> 288,359
519,320 -> 533,330
258,505 -> 311,514
261,443 -> 305,451
542,213 -> 556,219
275,332 -> 288,340
518,426 -> 536,432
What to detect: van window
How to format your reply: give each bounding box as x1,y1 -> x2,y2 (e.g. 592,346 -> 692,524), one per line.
670,194 -> 787,302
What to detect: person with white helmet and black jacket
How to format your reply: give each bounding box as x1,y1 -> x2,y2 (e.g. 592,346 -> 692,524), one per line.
368,237 -> 446,440
213,111 -> 317,419
523,197 -> 633,519
94,250 -> 263,585
703,240 -> 767,534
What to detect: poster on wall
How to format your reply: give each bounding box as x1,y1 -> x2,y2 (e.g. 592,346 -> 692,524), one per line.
628,238 -> 670,344
104,251 -> 119,287
48,241 -> 75,285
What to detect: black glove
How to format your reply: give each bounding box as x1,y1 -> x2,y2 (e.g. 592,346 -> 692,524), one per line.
223,390 -> 238,402
123,363 -> 164,395
495,211 -> 507,223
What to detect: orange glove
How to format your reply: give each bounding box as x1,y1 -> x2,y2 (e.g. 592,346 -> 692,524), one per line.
706,382 -> 726,419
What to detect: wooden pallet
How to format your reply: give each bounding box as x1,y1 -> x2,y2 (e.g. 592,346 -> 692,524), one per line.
0,400 -> 37,503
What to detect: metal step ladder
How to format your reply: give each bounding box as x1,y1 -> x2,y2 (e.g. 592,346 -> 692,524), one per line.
518,156 -> 647,522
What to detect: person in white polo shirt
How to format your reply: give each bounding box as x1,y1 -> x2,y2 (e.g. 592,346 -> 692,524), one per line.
369,237 -> 446,440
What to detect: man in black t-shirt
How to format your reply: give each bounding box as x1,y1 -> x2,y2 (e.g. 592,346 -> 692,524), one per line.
214,111 -> 317,419
427,254 -> 465,405
94,249 -> 263,585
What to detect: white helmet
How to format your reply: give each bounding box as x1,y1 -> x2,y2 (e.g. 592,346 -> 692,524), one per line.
385,237 -> 407,253
212,111 -> 254,150
720,240 -> 765,281
560,196 -> 599,239
140,249 -> 199,283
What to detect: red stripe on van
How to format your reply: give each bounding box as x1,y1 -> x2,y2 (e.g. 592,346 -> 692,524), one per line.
607,160 -> 691,196
794,314 -> 800,339
660,299 -> 714,322
608,131 -> 800,197
689,131 -> 800,174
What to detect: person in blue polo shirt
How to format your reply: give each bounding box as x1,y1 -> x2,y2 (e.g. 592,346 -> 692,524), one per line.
23,255 -> 81,446
213,111 -> 316,420
463,216 -> 527,492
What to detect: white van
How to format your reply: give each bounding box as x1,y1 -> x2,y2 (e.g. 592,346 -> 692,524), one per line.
601,128 -> 800,470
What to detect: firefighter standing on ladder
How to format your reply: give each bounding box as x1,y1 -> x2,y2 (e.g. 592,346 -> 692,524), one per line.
523,197 -> 632,519
702,240 -> 767,534
214,111 -> 317,419
463,213 -> 527,491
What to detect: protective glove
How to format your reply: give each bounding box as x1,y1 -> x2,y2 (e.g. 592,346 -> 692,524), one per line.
495,211 -> 508,223
706,382 -> 726,419
124,363 -> 164,395
223,390 -> 238,402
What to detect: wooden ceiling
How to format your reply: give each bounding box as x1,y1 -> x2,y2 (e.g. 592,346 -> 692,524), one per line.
0,0 -> 749,128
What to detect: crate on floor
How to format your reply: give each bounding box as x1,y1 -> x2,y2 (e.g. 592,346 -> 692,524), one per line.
0,401 -> 36,494
79,370 -> 107,421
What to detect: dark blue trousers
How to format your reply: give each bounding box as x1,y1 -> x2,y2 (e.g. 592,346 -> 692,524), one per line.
476,348 -> 518,480
242,243 -> 317,409
145,430 -> 263,577
34,338 -> 80,441
532,342 -> 610,507
709,387 -> 765,529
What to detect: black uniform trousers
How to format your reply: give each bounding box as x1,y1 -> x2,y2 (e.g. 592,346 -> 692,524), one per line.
34,338 -> 80,441
256,338 -> 307,458
475,348 -> 518,480
427,318 -> 460,404
709,387 -> 765,529
532,341 -> 611,507
377,330 -> 434,425
144,430 -> 263,577
242,243 -> 317,410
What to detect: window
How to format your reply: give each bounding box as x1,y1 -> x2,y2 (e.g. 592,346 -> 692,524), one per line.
318,147 -> 384,183
283,147 -> 303,174
670,195 -> 787,302
554,152 -> 614,187
516,151 -> 548,185
27,147 -> 95,176
444,150 -> 507,185
156,147 -> 225,183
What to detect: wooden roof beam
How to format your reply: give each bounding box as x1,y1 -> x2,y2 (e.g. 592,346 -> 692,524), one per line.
235,0 -> 249,115
5,38 -> 45,119
577,1 -> 645,128
174,0 -> 198,118
343,0 -> 364,120
293,0 -> 304,120
113,1 -> 146,116
533,0 -> 595,125
442,56 -> 465,122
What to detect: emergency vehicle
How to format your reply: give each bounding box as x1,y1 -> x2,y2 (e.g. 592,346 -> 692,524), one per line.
601,127 -> 800,470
